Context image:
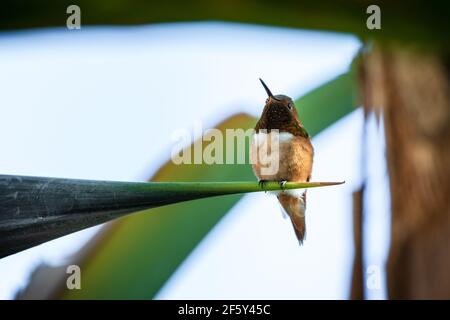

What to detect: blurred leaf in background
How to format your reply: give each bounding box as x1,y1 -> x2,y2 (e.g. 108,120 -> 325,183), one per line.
1,1 -> 448,51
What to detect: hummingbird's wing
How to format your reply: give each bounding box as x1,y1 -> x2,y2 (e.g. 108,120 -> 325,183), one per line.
277,191 -> 307,245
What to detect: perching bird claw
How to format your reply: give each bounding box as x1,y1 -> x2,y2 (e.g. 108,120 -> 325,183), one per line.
258,179 -> 269,193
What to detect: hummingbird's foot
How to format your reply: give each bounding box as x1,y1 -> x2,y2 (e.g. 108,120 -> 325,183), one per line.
258,180 -> 269,192
279,180 -> 288,191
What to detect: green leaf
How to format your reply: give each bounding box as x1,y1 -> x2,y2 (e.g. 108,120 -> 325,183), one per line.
1,1 -> 447,51
297,73 -> 355,137
0,174 -> 342,259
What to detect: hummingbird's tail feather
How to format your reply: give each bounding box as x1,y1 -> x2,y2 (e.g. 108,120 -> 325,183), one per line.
277,191 -> 307,245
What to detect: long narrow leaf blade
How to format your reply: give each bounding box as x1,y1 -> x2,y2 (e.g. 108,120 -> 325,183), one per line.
0,174 -> 342,258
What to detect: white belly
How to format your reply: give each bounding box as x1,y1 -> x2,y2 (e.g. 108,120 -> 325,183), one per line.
250,131 -> 293,178
250,131 -> 313,187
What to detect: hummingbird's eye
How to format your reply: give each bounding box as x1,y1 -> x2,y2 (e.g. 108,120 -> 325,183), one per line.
287,102 -> 293,110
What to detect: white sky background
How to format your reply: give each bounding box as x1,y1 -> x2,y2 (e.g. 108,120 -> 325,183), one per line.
0,22 -> 389,299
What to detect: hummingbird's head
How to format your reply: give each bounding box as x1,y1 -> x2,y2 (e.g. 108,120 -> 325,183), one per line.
258,78 -> 300,128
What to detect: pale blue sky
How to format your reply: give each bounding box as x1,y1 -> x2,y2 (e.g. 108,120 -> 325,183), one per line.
0,22 -> 388,299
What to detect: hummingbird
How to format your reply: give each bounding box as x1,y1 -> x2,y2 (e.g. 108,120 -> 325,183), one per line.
250,79 -> 314,244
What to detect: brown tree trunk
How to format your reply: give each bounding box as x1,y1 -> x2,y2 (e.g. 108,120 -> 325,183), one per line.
360,44 -> 450,299
350,188 -> 364,299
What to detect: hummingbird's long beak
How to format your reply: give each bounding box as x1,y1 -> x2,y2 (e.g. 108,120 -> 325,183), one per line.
259,78 -> 274,98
